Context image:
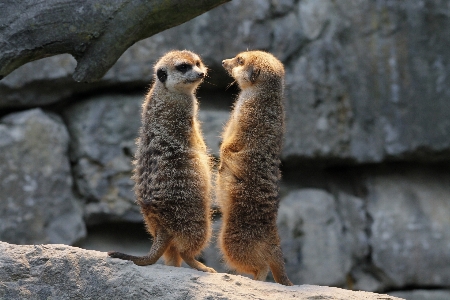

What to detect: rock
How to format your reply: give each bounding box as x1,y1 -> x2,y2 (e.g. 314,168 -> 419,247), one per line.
0,109 -> 85,245
2,1 -> 449,163
63,94 -> 228,224
283,1 -> 450,163
75,222 -> 165,267
389,290 -> 450,300
298,0 -> 332,40
270,0 -> 295,16
277,189 -> 368,286
277,166 -> 450,291
0,1 -> 448,295
198,108 -> 230,156
0,241 -> 404,300
63,95 -> 142,224
283,39 -> 353,162
366,166 -> 450,288
0,55 -> 82,108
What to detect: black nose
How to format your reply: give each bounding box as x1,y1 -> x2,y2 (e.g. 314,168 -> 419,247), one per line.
198,72 -> 204,78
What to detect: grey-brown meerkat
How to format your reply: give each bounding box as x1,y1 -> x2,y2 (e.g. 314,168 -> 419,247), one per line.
108,50 -> 215,273
217,51 -> 293,285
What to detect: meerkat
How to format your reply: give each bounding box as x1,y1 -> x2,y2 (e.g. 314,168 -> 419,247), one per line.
216,51 -> 293,285
108,50 -> 215,273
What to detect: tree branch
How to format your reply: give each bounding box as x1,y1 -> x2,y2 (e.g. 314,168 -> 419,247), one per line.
0,0 -> 230,83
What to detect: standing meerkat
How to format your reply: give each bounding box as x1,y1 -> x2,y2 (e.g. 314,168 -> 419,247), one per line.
217,51 -> 293,285
108,50 -> 215,273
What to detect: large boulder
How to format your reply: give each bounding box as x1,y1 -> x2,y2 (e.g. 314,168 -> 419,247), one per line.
63,95 -> 142,224
0,55 -> 87,108
389,290 -> 450,300
276,167 -> 450,291
367,166 -> 450,288
0,109 -> 85,245
278,189 -> 368,286
282,1 -> 450,163
0,242 -> 404,300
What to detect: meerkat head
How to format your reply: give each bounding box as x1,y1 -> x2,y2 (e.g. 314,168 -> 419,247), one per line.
154,50 -> 207,94
222,51 -> 284,90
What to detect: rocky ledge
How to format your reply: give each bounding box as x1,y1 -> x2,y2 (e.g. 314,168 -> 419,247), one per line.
0,242 -> 402,300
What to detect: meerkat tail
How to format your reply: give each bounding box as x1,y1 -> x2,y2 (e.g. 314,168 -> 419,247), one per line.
108,229 -> 172,266
106,252 -> 159,266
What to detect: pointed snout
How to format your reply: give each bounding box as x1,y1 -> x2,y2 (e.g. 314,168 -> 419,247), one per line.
193,65 -> 205,79
222,59 -> 232,72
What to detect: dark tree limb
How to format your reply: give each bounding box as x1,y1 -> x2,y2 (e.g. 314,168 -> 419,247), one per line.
0,0 -> 229,83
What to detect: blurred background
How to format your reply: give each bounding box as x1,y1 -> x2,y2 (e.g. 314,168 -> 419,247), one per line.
1,1 -> 449,299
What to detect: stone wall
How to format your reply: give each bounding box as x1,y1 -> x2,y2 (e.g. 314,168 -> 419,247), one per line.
1,0 -> 449,297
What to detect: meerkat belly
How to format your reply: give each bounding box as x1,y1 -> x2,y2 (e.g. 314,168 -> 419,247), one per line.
232,93 -> 255,122
220,158 -> 280,239
143,155 -> 205,214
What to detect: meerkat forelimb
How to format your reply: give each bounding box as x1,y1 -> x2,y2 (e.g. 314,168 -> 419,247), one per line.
108,50 -> 215,273
217,50 -> 293,285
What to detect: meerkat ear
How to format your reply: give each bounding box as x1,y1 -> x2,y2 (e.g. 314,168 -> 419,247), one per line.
157,68 -> 167,83
249,65 -> 261,84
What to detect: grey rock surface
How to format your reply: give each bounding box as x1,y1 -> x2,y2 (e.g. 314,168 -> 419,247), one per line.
0,242 -> 404,300
278,189 -> 368,286
389,290 -> 450,300
282,0 -> 450,163
0,0 -> 229,82
197,108 -> 230,156
0,109 -> 85,245
1,0 -> 449,163
367,167 -> 450,288
0,55 -> 82,108
64,95 -> 142,224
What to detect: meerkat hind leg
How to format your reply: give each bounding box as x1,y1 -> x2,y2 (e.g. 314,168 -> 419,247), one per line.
163,244 -> 182,267
108,228 -> 172,266
254,265 -> 270,281
180,252 -> 217,273
269,247 -> 293,286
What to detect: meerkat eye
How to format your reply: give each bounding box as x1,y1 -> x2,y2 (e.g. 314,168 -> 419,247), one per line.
176,63 -> 192,73
196,61 -> 201,67
237,57 -> 244,65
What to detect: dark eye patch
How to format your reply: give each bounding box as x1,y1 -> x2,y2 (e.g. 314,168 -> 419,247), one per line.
175,63 -> 192,73
237,57 -> 244,65
157,68 -> 167,83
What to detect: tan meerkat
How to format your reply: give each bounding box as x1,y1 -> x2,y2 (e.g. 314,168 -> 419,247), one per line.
108,50 -> 215,273
217,50 -> 293,285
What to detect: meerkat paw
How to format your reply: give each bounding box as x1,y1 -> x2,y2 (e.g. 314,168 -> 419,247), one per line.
180,253 -> 216,273
204,267 -> 217,273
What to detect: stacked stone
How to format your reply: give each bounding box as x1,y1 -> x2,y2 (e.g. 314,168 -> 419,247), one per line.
1,0 -> 449,297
